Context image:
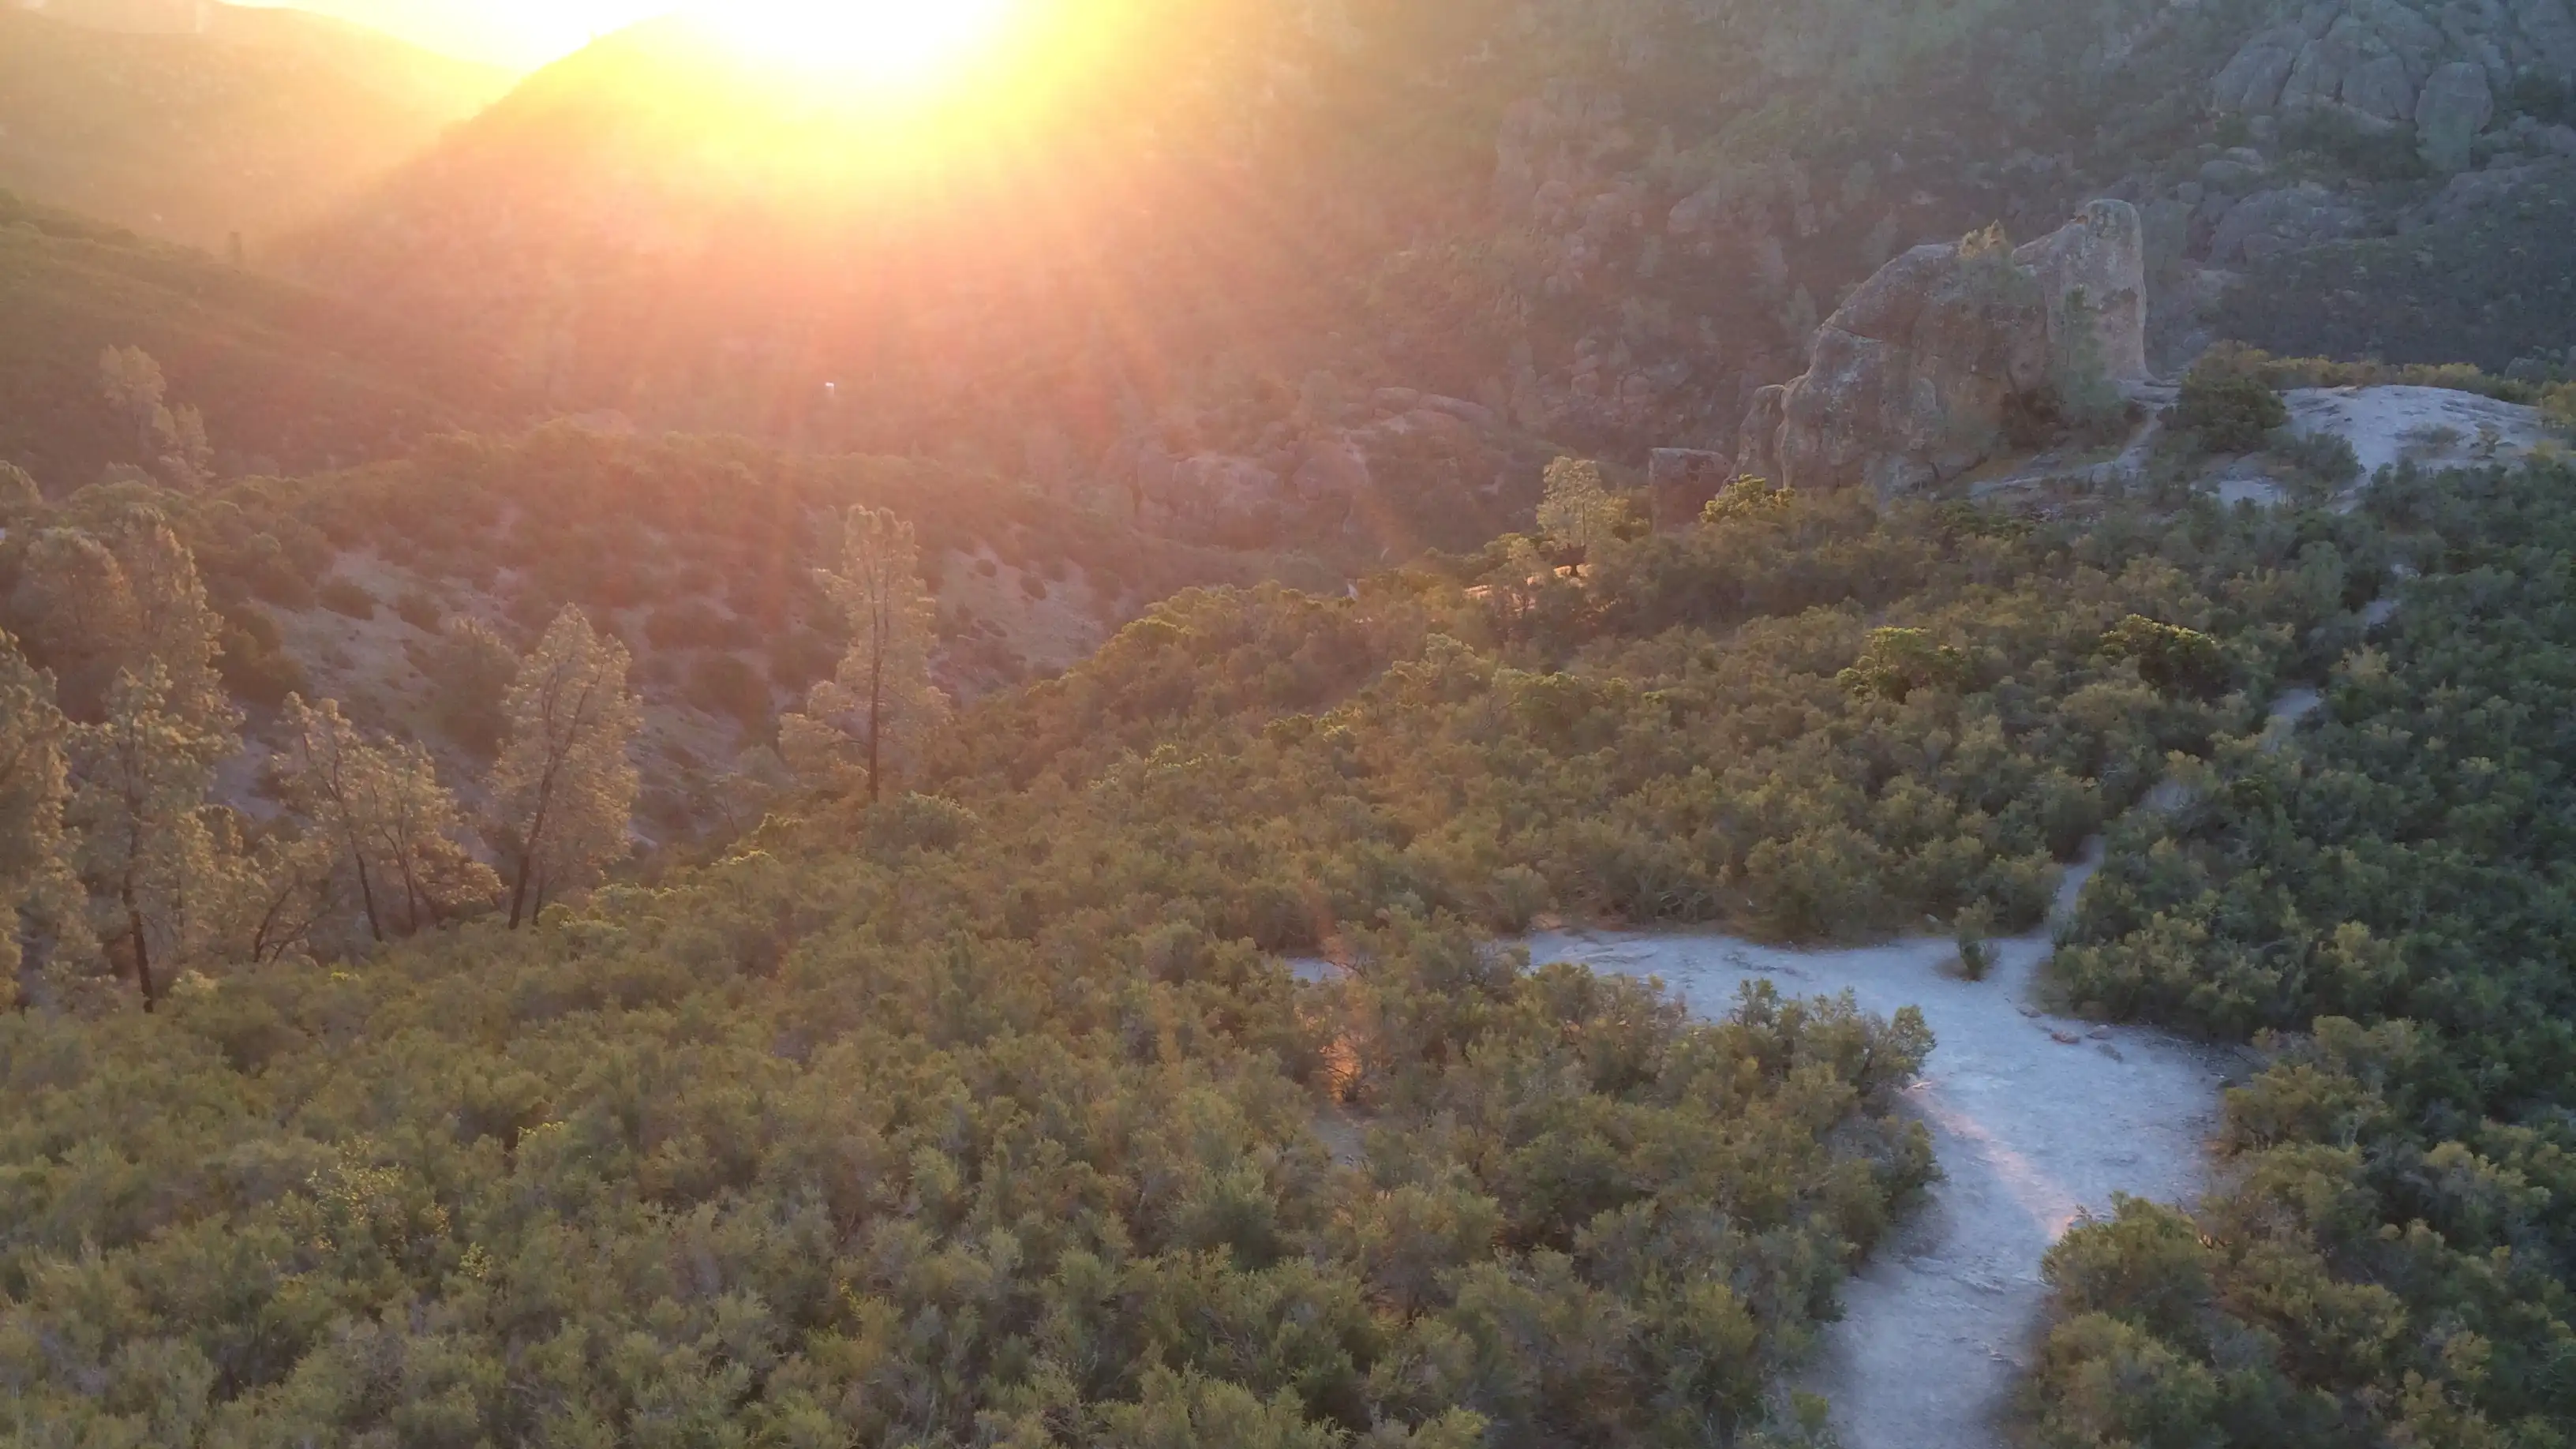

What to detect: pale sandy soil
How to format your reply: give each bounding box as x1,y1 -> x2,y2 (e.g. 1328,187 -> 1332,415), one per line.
936,546 -> 1115,680
1286,690 -> 2353,1447
2264,687 -> 2323,746
2282,385 -> 2551,483
1521,853 -> 2245,1449
1988,383 -> 2555,508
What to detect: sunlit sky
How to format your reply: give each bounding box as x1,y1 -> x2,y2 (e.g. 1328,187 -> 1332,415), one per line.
242,1 -> 1016,70
222,1 -> 653,67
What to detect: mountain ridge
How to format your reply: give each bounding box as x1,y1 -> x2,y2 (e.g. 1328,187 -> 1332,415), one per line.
0,0 -> 513,248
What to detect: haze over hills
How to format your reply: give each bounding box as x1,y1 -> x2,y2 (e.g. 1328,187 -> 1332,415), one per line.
2,3 -> 2575,1447
279,0 -> 2576,537
0,0 -> 512,248
0,187 -> 519,484
232,0 -> 656,68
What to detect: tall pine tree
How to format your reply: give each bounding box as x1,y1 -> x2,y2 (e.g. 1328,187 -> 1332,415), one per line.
281,695 -> 496,942
782,506 -> 948,801
0,631 -> 82,1000
489,608 -> 640,929
68,664 -> 230,1010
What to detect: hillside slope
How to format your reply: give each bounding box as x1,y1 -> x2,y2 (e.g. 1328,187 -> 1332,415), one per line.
0,425 -> 1305,847
17,385 -> 2572,1443
0,1 -> 513,248
0,189 -> 519,486
283,0 -> 2576,542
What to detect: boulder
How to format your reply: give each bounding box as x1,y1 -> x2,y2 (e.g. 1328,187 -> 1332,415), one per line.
2279,17 -> 2368,111
1297,370 -> 1351,424
2207,185 -> 2367,264
2199,152 -> 2271,193
2016,200 -> 2151,383
2341,54 -> 2418,120
2406,154 -> 2576,227
2213,24 -> 2306,111
1736,236 -> 2050,496
1646,448 -> 1732,529
2211,0 -> 2574,127
1133,446 -> 1175,496
2416,59 -> 2496,171
1735,203 -> 2150,497
2358,0 -> 2447,80
1292,431 -> 1372,500
1736,386 -> 1790,485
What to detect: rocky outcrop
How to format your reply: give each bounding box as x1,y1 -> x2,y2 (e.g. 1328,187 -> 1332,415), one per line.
1647,448 -> 1732,527
2405,152 -> 2576,227
2416,60 -> 2498,170
1291,431 -> 1374,500
1735,235 -> 2050,496
2207,183 -> 2370,263
1492,80 -> 1643,298
1737,202 -> 2149,497
2016,200 -> 2151,383
2211,0 -> 2576,170
1738,386 -> 1791,484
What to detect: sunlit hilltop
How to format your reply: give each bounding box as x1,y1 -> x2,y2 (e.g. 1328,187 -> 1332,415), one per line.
684,0 -> 1020,87
5,0 -> 2576,1446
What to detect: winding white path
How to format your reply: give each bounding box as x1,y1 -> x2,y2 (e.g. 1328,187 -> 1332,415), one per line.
1525,854 -> 2241,1449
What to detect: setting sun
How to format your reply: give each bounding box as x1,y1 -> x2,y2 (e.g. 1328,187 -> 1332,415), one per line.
687,0 -> 1020,85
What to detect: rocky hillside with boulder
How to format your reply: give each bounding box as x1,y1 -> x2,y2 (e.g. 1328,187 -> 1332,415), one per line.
1146,0 -> 2576,524
2209,0 -> 2576,170
1739,201 -> 2149,496
13,0 -> 2566,544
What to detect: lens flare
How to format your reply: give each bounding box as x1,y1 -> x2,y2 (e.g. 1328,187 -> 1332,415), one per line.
687,0 -> 1018,86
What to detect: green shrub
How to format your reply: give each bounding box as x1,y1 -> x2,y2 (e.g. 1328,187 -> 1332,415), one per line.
0,462 -> 39,518
2269,429 -> 2361,488
412,614 -> 515,755
316,575 -> 376,619
392,587 -> 443,631
2039,458 -> 2576,1447
769,627 -> 841,691
2170,354 -> 2287,454
2544,381 -> 2576,432
2215,346 -> 2540,405
2098,615 -> 2230,699
1953,901 -> 1997,981
1838,627 -> 1975,703
214,604 -> 307,707
685,652 -> 771,729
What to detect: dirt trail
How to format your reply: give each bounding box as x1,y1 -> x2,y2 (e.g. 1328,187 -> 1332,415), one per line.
1525,851 -> 2241,1449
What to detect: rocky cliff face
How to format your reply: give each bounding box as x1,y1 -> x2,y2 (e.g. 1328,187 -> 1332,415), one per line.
1738,201 -> 2147,497
2213,0 -> 2576,170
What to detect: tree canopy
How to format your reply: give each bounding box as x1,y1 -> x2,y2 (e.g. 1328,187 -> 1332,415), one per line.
0,426 -> 2567,1445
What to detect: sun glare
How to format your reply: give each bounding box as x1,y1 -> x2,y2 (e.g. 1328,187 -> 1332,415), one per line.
688,0 -> 1020,87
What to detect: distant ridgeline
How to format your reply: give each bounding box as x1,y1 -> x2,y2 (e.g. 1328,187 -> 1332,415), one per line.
0,189 -> 518,486
0,0 -> 511,248
0,0 -> 2570,1438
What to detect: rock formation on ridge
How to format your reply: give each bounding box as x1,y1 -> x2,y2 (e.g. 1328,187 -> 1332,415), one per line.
1738,200 -> 2148,497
